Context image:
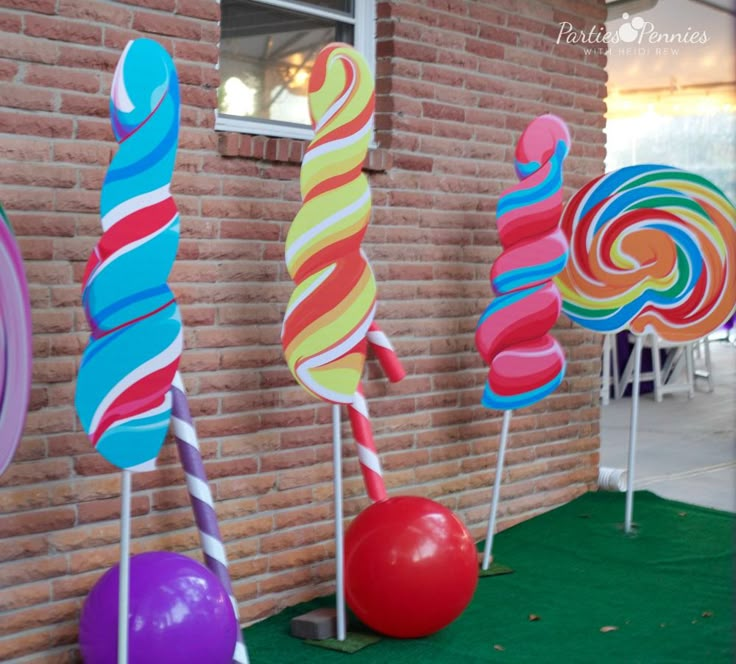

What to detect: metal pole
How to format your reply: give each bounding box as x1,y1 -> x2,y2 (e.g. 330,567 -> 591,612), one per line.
624,335 -> 643,533
481,409 -> 512,570
332,404 -> 347,640
118,469 -> 132,664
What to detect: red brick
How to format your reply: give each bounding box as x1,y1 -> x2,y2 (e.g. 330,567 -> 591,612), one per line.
0,31 -> 59,65
0,82 -> 55,111
258,567 -> 313,596
132,10 -> 201,40
0,12 -> 17,31
0,582 -> 50,612
25,14 -> 103,45
77,495 -> 150,524
0,58 -> 18,80
23,407 -> 76,435
117,0 -> 175,11
53,140 -> 111,166
0,507 -> 76,538
0,137 -> 52,163
24,64 -> 101,95
51,569 -> 98,602
58,0 -> 133,24
0,555 -> 68,589
0,485 -> 49,513
0,599 -> 79,637
2,0 -> 56,12
0,163 -> 76,188
56,44 -> 117,72
176,0 -> 220,22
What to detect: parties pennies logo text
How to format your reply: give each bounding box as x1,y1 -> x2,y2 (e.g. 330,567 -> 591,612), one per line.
557,13 -> 710,56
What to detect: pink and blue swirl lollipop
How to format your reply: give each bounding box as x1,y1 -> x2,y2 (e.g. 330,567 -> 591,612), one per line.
476,114 -> 571,411
75,39 -> 182,471
476,114 -> 571,572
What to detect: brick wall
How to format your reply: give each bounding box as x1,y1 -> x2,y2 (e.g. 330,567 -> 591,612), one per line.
0,0 -> 607,660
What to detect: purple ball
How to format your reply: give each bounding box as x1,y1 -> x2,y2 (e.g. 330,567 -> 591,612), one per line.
79,551 -> 238,664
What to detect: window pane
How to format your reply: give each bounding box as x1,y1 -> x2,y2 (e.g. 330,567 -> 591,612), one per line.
297,0 -> 353,15
219,0 -> 354,126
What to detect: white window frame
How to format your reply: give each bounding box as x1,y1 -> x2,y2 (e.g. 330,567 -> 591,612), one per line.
216,0 -> 376,140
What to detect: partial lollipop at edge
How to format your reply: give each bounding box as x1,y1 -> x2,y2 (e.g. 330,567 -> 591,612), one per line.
0,205 -> 32,478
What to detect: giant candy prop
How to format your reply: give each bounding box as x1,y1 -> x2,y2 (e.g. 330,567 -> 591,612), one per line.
556,164 -> 736,531
476,115 -> 571,570
75,39 -> 248,664
280,42 -> 407,496
281,42 -> 404,502
281,41 -> 378,405
80,552 -> 238,664
557,165 -> 736,341
0,205 -> 32,477
344,495 -> 478,639
76,38 -> 183,472
281,42 -> 407,641
283,42 -> 477,644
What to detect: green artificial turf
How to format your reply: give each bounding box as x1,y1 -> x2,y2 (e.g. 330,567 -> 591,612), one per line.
242,491 -> 734,663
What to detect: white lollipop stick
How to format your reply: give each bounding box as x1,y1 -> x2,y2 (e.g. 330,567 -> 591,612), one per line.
332,404 -> 347,641
624,335 -> 643,533
118,469 -> 132,664
481,409 -> 512,571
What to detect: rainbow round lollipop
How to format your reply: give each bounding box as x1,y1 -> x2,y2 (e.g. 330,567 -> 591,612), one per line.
0,205 -> 32,477
555,164 -> 736,535
556,164 -> 736,342
75,39 -> 182,471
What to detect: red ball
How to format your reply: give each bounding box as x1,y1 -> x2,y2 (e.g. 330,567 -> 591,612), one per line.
344,496 -> 478,638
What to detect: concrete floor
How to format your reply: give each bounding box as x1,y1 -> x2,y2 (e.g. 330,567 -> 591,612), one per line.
599,335 -> 736,513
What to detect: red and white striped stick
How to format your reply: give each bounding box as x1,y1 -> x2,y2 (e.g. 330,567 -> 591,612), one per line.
346,322 -> 406,503
348,384 -> 387,502
367,322 -> 406,383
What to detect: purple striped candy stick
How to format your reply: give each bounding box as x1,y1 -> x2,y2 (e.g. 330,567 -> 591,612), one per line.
171,372 -> 249,664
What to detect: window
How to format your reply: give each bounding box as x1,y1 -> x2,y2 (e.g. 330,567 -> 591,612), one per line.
217,0 -> 376,140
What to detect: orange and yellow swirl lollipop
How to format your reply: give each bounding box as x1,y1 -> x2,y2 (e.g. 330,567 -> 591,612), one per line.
282,43 -> 376,404
282,43 -> 407,503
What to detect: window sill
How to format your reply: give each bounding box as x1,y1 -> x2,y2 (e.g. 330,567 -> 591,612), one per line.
216,132 -> 392,172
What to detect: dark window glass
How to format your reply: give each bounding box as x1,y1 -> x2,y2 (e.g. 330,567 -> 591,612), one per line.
219,0 -> 355,126
298,1 -> 353,15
